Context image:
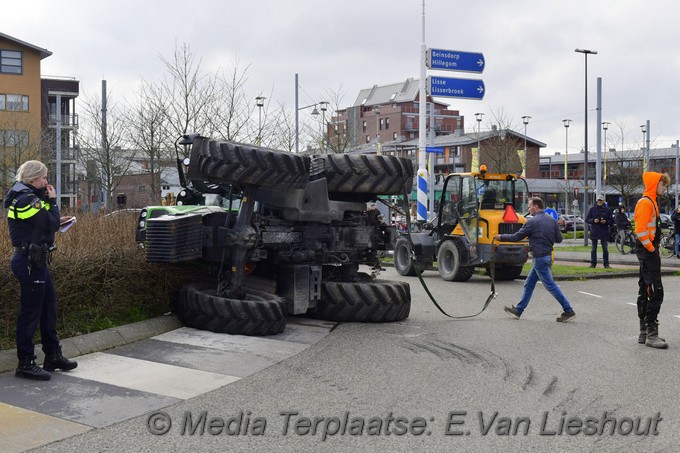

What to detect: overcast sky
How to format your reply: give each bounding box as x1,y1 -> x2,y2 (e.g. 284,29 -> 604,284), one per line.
5,0 -> 680,156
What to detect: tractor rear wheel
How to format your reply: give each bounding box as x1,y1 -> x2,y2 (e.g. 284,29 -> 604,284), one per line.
318,154 -> 414,195
176,284 -> 287,335
313,280 -> 411,322
188,137 -> 310,190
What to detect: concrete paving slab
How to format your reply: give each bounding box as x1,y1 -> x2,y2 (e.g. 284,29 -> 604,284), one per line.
0,372 -> 178,428
154,327 -> 310,361
0,402 -> 92,452
107,338 -> 278,377
69,352 -> 240,399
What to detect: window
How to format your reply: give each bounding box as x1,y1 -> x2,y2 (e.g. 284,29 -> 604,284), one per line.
379,118 -> 384,130
393,132 -> 397,140
365,135 -> 370,143
0,94 -> 29,112
138,185 -> 146,193
385,118 -> 390,130
0,50 -> 22,74
362,121 -> 367,132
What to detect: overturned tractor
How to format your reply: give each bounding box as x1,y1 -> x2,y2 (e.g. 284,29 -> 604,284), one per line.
136,135 -> 414,335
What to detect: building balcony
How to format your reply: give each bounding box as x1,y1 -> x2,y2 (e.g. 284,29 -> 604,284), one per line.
48,113 -> 79,129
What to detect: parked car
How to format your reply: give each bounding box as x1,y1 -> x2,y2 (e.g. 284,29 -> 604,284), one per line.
659,213 -> 672,230
558,214 -> 584,233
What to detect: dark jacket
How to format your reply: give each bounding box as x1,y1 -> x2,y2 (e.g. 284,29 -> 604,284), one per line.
498,210 -> 561,258
615,210 -> 631,231
4,181 -> 60,247
586,203 -> 615,240
672,209 -> 680,232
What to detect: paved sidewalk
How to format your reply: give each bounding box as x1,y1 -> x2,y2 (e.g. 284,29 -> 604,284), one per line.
0,316 -> 335,452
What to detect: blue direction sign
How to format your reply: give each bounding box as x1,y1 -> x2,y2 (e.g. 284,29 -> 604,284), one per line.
427,76 -> 485,100
427,49 -> 485,73
425,147 -> 444,154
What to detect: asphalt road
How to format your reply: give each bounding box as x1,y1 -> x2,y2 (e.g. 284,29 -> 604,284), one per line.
33,269 -> 680,452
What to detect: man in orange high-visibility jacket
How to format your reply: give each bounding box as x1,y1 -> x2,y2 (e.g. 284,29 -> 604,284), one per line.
634,171 -> 671,349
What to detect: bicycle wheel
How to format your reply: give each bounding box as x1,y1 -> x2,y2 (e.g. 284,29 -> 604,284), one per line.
615,230 -> 626,254
660,234 -> 675,258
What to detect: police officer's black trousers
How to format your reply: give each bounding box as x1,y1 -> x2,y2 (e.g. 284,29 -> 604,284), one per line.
636,247 -> 663,323
11,252 -> 59,359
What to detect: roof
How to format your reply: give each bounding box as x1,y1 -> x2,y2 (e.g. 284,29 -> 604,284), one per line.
353,78 -> 421,107
542,146 -> 680,164
0,32 -> 52,60
397,129 -> 547,149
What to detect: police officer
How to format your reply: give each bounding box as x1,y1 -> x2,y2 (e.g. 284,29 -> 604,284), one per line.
5,160 -> 77,380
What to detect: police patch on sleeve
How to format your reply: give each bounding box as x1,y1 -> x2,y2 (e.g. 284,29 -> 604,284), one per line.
31,198 -> 42,210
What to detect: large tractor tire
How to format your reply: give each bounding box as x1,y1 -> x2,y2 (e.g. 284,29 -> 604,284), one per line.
318,154 -> 414,195
176,284 -> 287,336
437,240 -> 474,282
188,137 -> 310,190
394,237 -> 417,276
313,280 -> 411,322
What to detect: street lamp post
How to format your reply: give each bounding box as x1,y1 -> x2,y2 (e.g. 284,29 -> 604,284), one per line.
521,115 -> 531,178
318,101 -> 329,153
575,48 -> 598,246
475,112 -> 484,156
602,121 -> 610,187
563,119 -> 571,214
641,124 -> 647,171
255,96 -> 266,145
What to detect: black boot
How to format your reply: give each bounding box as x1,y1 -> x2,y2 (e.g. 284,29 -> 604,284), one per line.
16,355 -> 51,380
43,346 -> 78,372
645,320 -> 668,349
638,319 -> 647,344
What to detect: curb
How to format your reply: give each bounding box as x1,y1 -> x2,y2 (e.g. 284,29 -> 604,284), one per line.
0,313 -> 183,374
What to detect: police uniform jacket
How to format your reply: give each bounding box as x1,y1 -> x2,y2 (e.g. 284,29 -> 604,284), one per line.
5,182 -> 60,247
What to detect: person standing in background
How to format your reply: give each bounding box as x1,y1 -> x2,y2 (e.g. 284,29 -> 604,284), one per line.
585,195 -> 615,268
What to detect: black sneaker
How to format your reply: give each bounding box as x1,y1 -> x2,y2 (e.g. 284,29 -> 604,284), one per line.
604,264 -> 612,269
556,311 -> 576,323
589,264 -> 596,268
504,305 -> 521,319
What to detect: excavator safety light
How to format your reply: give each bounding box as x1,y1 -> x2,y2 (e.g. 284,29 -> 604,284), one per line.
502,204 -> 520,223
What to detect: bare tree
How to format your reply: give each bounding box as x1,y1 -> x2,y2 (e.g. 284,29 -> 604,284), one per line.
78,88 -> 134,208
126,80 -> 172,203
480,109 -> 525,174
209,58 -> 254,143
606,121 -> 646,209
319,85 -> 351,154
0,113 -> 42,197
159,42 -> 218,148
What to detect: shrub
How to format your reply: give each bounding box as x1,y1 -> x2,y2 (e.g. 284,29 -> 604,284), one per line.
0,212 -> 206,350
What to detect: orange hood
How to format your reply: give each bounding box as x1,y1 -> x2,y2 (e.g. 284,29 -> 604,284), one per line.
642,172 -> 662,200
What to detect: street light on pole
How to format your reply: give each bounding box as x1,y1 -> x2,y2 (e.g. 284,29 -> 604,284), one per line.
602,122 -> 610,186
522,115 -> 531,177
563,119 -> 571,214
475,112 -> 484,156
318,101 -> 329,153
575,48 -> 598,246
255,96 -> 266,145
641,124 -> 647,171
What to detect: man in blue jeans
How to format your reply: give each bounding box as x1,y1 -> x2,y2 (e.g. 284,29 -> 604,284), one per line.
494,197 -> 575,322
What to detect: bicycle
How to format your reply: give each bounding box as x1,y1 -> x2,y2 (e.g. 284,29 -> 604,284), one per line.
615,228 -> 637,255
660,227 -> 676,258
